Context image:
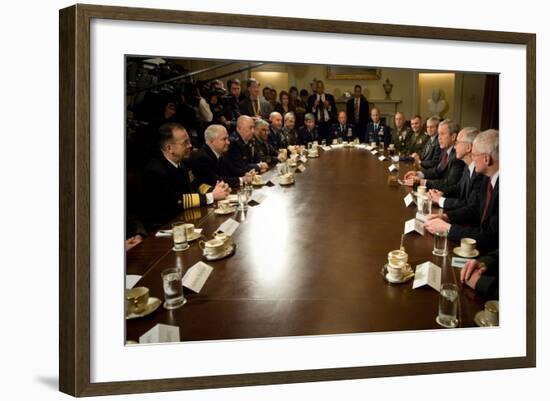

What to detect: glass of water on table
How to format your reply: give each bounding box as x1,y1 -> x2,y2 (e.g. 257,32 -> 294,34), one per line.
161,267 -> 186,310
436,283 -> 459,328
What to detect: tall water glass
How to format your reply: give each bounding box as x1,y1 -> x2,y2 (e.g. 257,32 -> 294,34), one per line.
161,267 -> 186,310
436,283 -> 459,328
433,230 -> 448,256
172,221 -> 189,251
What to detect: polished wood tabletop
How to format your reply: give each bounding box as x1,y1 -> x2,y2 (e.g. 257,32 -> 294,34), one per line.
126,146 -> 488,342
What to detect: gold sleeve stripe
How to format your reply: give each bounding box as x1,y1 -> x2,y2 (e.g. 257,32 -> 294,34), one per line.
181,193 -> 202,209
198,183 -> 212,194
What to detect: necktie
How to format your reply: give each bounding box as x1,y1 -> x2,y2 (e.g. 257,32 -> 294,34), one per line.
354,99 -> 359,122
481,181 -> 493,222
441,151 -> 449,171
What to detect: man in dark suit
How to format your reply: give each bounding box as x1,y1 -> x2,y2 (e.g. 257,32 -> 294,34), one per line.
142,123 -> 229,228
403,119 -> 464,190
366,107 -> 391,147
268,111 -> 283,149
226,115 -> 269,177
425,129 -> 499,249
239,78 -> 271,119
307,80 -> 336,142
254,119 -> 283,165
221,79 -> 242,134
190,124 -> 255,189
428,127 -> 483,211
328,111 -> 355,143
346,85 -> 369,142
412,116 -> 441,169
297,113 -> 320,145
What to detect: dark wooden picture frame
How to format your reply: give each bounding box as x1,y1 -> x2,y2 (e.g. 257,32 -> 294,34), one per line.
327,66 -> 382,80
59,3 -> 536,397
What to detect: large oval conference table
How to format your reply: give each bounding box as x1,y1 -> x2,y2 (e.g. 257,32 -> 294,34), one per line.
126,146 -> 489,342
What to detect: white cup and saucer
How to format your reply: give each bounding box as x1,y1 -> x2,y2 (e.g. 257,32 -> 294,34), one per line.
453,237 -> 480,258
199,238 -> 229,260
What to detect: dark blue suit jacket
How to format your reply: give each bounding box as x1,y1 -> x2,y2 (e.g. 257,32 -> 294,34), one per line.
366,122 -> 390,147
442,166 -> 483,210
328,123 -> 355,142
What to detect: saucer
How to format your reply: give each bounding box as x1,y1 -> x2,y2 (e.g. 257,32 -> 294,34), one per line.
186,231 -> 202,242
203,243 -> 236,261
382,263 -> 414,284
226,194 -> 239,204
474,310 -> 498,327
453,247 -> 479,258
214,207 -> 236,215
279,179 -> 295,186
172,243 -> 190,252
126,297 -> 161,320
252,180 -> 265,186
307,154 -> 319,158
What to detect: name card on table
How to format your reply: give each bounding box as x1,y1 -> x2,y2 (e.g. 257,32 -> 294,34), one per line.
404,193 -> 414,207
217,218 -> 240,236
125,274 -> 142,289
365,145 -> 374,151
388,164 -> 398,172
139,324 -> 180,344
182,261 -> 213,293
412,262 -> 442,292
378,155 -> 387,161
404,218 -> 425,235
371,150 -> 379,155
391,155 -> 400,162
250,191 -> 268,204
297,164 -> 306,172
300,155 -> 308,163
451,257 -> 469,268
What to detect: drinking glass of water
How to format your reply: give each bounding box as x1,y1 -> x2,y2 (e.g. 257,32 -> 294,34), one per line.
432,230 -> 448,256
237,189 -> 249,212
436,283 -> 459,328
172,221 -> 189,252
161,267 -> 186,310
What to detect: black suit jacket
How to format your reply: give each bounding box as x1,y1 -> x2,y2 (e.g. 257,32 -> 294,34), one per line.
422,148 -> 465,190
420,135 -> 441,169
442,166 -> 483,210
307,93 -> 337,123
226,134 -> 260,176
297,126 -> 320,145
328,123 -> 355,142
253,136 -> 279,164
346,96 -> 369,140
189,145 -> 240,188
476,249 -> 499,299
366,122 -> 391,148
239,96 -> 271,119
447,176 -> 499,249
142,156 -> 207,228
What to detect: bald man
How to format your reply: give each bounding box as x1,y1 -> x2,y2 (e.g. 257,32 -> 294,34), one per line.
328,111 -> 355,142
225,115 -> 268,177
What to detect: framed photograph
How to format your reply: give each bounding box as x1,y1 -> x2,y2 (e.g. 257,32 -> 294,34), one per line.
59,3 -> 536,397
327,66 -> 382,80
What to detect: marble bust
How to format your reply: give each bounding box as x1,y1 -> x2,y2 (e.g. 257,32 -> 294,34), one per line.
428,88 -> 447,117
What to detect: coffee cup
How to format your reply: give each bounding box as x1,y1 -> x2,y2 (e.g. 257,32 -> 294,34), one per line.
483,300 -> 499,325
459,238 -> 477,256
183,223 -> 195,237
218,199 -> 231,211
214,232 -> 232,246
280,173 -> 293,185
199,238 -> 226,258
253,175 -> 263,185
387,260 -> 405,280
417,185 -> 427,196
388,249 -> 408,266
370,141 -> 376,147
126,287 -> 149,314
388,143 -> 395,149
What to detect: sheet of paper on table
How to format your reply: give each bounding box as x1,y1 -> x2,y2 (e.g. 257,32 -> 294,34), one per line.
297,164 -> 306,172
182,261 -> 213,293
404,193 -> 414,207
217,218 -> 240,236
139,323 -> 180,344
300,155 -> 309,162
388,164 -> 398,172
412,261 -> 441,292
371,150 -> 379,155
404,218 -> 425,235
378,155 -> 386,161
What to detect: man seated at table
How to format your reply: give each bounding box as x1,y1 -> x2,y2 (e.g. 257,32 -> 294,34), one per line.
254,119 -> 284,165
328,111 -> 355,143
405,115 -> 428,155
461,249 -> 499,299
390,111 -> 410,153
226,115 -> 269,177
298,113 -> 320,145
424,129 -> 499,249
142,122 -> 230,228
366,107 -> 391,147
428,127 -> 483,211
268,111 -> 283,149
403,119 -> 464,190
279,112 -> 299,148
190,124 -> 255,189
411,116 -> 441,169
